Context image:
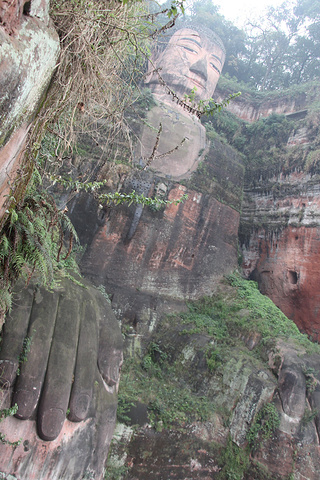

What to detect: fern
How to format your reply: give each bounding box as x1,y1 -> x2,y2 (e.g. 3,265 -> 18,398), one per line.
0,288 -> 12,314
0,174 -> 80,317
0,235 -> 10,259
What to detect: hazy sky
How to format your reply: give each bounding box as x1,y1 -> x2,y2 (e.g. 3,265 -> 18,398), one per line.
184,0 -> 285,26
218,0 -> 284,25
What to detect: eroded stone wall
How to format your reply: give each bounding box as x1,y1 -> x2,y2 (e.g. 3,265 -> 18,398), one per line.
0,0 -> 59,214
241,169 -> 320,341
76,139 -> 244,337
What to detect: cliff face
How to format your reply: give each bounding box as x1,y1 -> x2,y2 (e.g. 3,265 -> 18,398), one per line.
215,83 -> 311,122
213,79 -> 320,344
244,224 -> 320,340
106,278 -> 320,480
2,5 -> 320,478
77,139 -> 243,336
241,161 -> 320,341
74,89 -> 320,479
0,0 -> 59,215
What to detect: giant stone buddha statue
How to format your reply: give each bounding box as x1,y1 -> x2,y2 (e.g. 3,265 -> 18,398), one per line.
0,23 -> 238,480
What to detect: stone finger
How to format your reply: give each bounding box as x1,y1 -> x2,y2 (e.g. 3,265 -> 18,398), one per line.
37,287 -> 81,441
0,285 -> 34,388
13,287 -> 60,419
278,357 -> 306,419
68,289 -> 98,422
93,288 -> 123,389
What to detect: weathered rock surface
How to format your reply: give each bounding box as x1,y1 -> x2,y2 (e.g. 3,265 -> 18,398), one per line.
0,0 -> 59,214
77,139 -> 243,335
243,225 -> 320,341
106,289 -> 320,480
2,5 -> 320,478
215,84 -> 314,122
241,170 -> 320,340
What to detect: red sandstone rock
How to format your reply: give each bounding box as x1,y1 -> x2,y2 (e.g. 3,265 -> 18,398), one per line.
0,0 -> 28,35
252,430 -> 296,477
0,278 -> 122,480
0,385 -> 118,480
85,185 -> 238,296
81,183 -> 240,332
0,0 -> 59,215
76,138 -> 243,332
241,168 -> 320,340
243,225 -> 320,341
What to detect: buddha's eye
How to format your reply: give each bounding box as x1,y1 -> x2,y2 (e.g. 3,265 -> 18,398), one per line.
182,45 -> 197,53
177,42 -> 198,54
210,62 -> 220,74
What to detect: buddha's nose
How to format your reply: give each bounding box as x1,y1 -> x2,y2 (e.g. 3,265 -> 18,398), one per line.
189,58 -> 208,83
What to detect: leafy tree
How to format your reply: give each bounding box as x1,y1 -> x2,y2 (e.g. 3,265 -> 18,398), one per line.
244,0 -> 320,89
186,0 -> 320,90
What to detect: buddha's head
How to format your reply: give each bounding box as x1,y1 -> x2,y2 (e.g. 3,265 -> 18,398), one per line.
145,24 -> 225,102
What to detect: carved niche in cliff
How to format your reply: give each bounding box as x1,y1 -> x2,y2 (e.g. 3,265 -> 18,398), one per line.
73,25 -> 244,335
0,22 -> 242,480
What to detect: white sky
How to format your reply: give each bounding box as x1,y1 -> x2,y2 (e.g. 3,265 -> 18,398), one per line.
184,0 -> 285,27
219,0 -> 285,25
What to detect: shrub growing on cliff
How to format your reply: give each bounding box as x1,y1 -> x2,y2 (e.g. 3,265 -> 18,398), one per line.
217,435 -> 249,480
225,273 -> 315,346
247,402 -> 280,452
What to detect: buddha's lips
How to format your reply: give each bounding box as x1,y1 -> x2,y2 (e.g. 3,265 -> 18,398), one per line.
185,76 -> 205,89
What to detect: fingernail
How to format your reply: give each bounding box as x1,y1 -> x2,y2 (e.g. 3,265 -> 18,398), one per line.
69,394 -> 90,422
13,389 -> 38,419
38,408 -> 65,441
106,366 -> 119,387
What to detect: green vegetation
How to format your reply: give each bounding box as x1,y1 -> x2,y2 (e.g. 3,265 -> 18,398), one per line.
0,171 -> 79,317
48,175 -> 188,209
172,272 -> 315,350
16,335 -> 32,376
117,271 -> 320,432
217,435 -> 249,480
186,0 -> 320,90
117,351 -> 214,430
247,402 -> 280,451
204,110 -> 294,185
301,408 -> 318,426
180,300 -> 229,338
304,366 -> 317,394
104,464 -> 129,480
183,1 -> 320,188
226,273 -> 318,351
115,272 -> 320,478
205,344 -> 223,372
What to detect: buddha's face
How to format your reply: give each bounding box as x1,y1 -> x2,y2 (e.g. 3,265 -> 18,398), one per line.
146,28 -> 225,101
